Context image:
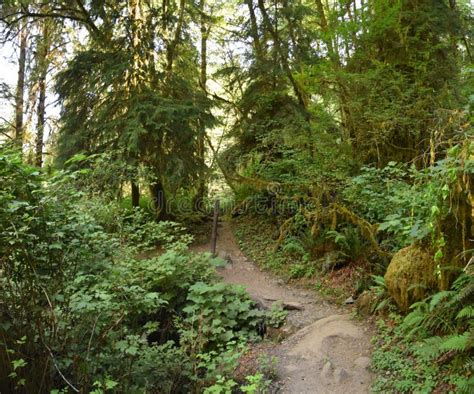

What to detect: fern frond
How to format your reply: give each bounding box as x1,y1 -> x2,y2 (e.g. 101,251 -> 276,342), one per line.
456,306 -> 474,320
429,290 -> 453,309
439,332 -> 472,353
415,336 -> 445,360
371,275 -> 386,288
455,375 -> 474,394
455,280 -> 474,303
429,314 -> 456,334
403,310 -> 425,326
402,311 -> 427,337
466,357 -> 474,372
374,298 -> 390,312
409,301 -> 429,311
452,273 -> 472,291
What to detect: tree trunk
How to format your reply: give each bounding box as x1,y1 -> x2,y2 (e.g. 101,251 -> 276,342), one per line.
131,181 -> 140,207
257,0 -> 309,109
245,0 -> 265,62
314,0 -> 338,65
35,21 -> 51,167
165,0 -> 185,77
15,18 -> 27,149
195,0 -> 208,210
35,76 -> 46,167
150,180 -> 168,221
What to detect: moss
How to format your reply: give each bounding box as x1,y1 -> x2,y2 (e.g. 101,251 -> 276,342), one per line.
384,244 -> 437,311
356,291 -> 375,316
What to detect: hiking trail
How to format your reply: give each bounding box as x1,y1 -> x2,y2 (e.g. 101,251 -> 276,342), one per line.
193,220 -> 373,394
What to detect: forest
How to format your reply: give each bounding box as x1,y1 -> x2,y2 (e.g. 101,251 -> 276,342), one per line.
0,0 -> 473,393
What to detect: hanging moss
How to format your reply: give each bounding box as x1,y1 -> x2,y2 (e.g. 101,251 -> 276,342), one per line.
330,203 -> 391,259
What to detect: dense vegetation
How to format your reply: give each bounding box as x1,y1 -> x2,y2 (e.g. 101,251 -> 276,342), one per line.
0,0 -> 473,392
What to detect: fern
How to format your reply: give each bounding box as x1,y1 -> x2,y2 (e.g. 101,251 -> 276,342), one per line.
455,375 -> 474,394
457,306 -> 474,320
374,298 -> 391,312
455,280 -> 474,304
429,290 -> 453,309
439,332 -> 472,353
414,336 -> 445,360
371,275 -> 386,289
403,310 -> 427,337
415,330 -> 474,361
409,300 -> 429,311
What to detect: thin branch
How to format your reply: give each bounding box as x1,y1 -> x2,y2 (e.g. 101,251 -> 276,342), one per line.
0,116 -> 16,129
86,313 -> 101,362
46,345 -> 80,393
0,129 -> 14,140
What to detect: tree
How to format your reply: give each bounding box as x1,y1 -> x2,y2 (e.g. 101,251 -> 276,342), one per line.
52,0 -> 214,218
14,13 -> 27,148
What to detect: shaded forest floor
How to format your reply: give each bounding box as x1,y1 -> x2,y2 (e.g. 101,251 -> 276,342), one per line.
192,219 -> 374,393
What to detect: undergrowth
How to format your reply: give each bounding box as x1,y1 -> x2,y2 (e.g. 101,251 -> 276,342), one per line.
372,273 -> 474,393
0,149 -> 283,393
233,215 -> 368,300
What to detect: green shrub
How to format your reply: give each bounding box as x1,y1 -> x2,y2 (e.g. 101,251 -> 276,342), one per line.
266,302 -> 288,328
0,148 -> 265,393
181,283 -> 265,348
343,162 -> 431,249
372,273 -> 474,393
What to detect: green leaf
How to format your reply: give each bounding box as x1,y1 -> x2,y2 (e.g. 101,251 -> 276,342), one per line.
12,359 -> 27,370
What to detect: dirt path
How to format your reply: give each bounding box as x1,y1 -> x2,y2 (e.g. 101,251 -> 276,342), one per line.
193,221 -> 373,393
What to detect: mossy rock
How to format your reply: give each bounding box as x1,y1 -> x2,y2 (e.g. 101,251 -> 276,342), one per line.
356,290 -> 376,316
384,244 -> 437,311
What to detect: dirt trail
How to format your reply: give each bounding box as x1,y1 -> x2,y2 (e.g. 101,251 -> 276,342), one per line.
193,221 -> 373,393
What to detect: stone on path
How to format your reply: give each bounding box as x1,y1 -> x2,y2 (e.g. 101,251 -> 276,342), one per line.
344,296 -> 355,304
334,367 -> 350,383
354,356 -> 371,370
283,301 -> 304,311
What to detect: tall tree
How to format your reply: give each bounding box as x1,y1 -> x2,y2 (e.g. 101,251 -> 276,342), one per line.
51,0 -> 213,218
34,20 -> 50,167
14,16 -> 27,148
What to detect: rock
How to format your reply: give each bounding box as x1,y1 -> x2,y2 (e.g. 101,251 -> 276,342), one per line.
354,356 -> 371,370
334,367 -> 350,383
267,326 -> 290,341
344,296 -> 355,304
263,296 -> 278,301
384,244 -> 437,310
318,251 -> 347,273
217,250 -> 233,265
355,291 -> 374,316
252,297 -> 268,310
277,279 -> 285,285
320,361 -> 333,379
283,301 -> 304,311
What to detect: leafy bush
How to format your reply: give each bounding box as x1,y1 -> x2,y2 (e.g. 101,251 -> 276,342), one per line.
0,148 -> 266,393
181,282 -> 265,347
265,302 -> 288,328
325,225 -> 367,261
343,162 -> 432,249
